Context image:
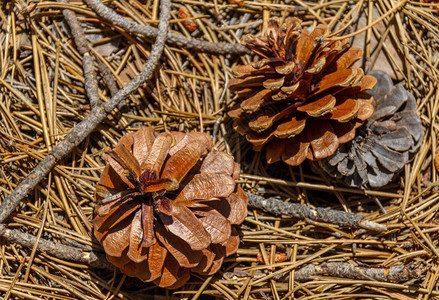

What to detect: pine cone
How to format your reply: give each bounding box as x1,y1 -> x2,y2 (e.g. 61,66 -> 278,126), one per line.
93,127 -> 247,289
319,71 -> 424,187
228,18 -> 377,165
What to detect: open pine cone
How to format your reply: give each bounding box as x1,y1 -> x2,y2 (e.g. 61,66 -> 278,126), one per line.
228,17 -> 377,165
319,71 -> 424,187
93,127 -> 247,289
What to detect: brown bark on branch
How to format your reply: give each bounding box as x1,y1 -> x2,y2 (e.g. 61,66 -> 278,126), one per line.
83,0 -> 249,55
0,0 -> 171,224
246,193 -> 387,232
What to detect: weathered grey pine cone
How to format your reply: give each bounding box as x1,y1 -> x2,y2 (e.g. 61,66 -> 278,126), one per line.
319,71 -> 424,187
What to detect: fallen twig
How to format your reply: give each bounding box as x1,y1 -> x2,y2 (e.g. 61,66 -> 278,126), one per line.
0,225 -> 112,270
225,261 -> 426,283
84,0 -> 249,55
60,0 -> 118,97
0,0 -> 171,224
246,193 -> 387,232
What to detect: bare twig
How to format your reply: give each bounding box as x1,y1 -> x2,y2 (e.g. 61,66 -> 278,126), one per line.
226,261 -> 426,283
246,193 -> 387,232
0,0 -> 171,224
60,0 -> 119,97
0,225 -> 112,270
83,0 -> 249,55
293,261 -> 427,282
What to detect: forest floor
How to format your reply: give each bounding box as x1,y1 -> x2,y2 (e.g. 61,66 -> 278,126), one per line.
0,0 -> 438,299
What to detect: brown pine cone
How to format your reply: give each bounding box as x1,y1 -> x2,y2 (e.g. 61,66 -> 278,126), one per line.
93,127 -> 247,289
319,71 -> 424,187
228,17 -> 377,165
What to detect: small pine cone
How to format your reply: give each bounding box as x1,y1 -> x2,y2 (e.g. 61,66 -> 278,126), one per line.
93,127 -> 247,289
228,18 -> 377,166
319,71 -> 424,187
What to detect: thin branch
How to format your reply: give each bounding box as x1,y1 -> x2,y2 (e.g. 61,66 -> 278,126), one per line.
225,261 -> 427,283
83,0 -> 249,55
0,225 -> 113,270
246,193 -> 387,232
293,261 -> 427,282
0,0 -> 171,224
60,0 -> 118,97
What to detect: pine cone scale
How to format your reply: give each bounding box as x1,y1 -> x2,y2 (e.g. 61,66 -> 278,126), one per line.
274,114 -> 307,138
132,127 -> 155,165
127,210 -> 147,263
155,223 -> 202,268
281,134 -> 309,165
307,120 -> 339,160
200,150 -> 235,174
140,204 -> 155,248
159,203 -> 211,251
193,208 -> 231,244
147,242 -> 167,280
141,132 -> 173,176
102,220 -> 131,257
297,94 -> 336,117
175,173 -> 235,203
160,139 -> 212,189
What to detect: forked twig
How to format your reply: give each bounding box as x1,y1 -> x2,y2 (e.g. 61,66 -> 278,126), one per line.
246,193 -> 387,232
84,0 -> 249,55
60,0 -> 119,97
0,0 -> 171,224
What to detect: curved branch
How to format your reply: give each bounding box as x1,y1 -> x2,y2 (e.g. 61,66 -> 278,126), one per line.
246,193 -> 387,232
83,0 -> 249,55
0,0 -> 171,224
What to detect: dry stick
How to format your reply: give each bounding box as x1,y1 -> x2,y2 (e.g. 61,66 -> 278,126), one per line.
0,225 -> 113,270
60,0 -> 119,97
83,0 -> 249,55
0,0 -> 171,224
225,261 -> 427,283
246,193 -> 387,232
